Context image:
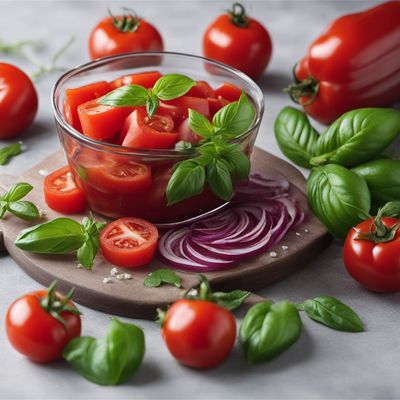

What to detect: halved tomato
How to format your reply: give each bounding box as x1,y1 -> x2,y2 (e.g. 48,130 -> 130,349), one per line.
119,108 -> 177,149
78,99 -> 133,140
215,82 -> 242,102
109,71 -> 162,90
208,97 -> 230,116
63,81 -> 110,131
100,217 -> 159,268
44,166 -> 86,214
186,81 -> 216,98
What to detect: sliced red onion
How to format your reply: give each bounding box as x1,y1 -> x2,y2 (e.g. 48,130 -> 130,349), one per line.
157,172 -> 305,272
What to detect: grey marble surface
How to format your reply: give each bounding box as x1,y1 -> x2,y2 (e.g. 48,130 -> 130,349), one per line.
1,1 -> 399,399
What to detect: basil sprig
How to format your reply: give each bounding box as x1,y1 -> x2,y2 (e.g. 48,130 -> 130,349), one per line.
0,142 -> 21,165
297,296 -> 364,332
98,73 -> 196,117
15,216 -> 106,269
144,268 -> 182,288
0,182 -> 39,221
166,92 -> 255,205
63,317 -> 145,386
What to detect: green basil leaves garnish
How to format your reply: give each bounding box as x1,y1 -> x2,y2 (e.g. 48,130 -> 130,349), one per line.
297,296 -> 364,332
0,182 -> 39,221
144,268 -> 182,288
99,73 -> 196,117
15,216 -> 106,269
63,318 -> 145,386
0,142 -> 22,165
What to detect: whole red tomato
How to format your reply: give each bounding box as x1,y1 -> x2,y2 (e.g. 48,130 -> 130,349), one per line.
88,8 -> 163,60
6,282 -> 81,363
343,215 -> 400,293
160,299 -> 236,369
0,63 -> 38,139
203,3 -> 272,79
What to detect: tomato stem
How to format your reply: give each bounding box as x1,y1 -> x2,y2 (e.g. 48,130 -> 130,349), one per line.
228,3 -> 249,28
284,64 -> 319,106
109,7 -> 141,33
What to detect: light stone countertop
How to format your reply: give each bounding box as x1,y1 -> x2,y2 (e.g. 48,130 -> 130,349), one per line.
0,1 -> 399,399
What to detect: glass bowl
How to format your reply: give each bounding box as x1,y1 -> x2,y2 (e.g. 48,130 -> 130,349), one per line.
52,52 -> 264,226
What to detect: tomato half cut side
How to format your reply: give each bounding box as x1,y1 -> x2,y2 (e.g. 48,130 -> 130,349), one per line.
44,166 -> 86,214
215,82 -> 242,102
100,217 -> 159,267
110,71 -> 162,90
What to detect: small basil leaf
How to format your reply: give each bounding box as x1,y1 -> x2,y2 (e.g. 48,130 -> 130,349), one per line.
175,140 -> 192,150
146,95 -> 159,118
0,201 -> 6,219
274,106 -> 319,168
352,159 -> 400,214
240,301 -> 302,363
206,159 -> 233,202
211,289 -> 251,311
144,268 -> 182,288
15,217 -> 85,254
166,160 -> 206,205
152,74 -> 196,101
213,92 -> 255,138
3,182 -> 33,202
300,296 -> 364,332
188,109 -> 214,138
0,142 -> 21,165
63,318 -> 145,386
7,201 -> 39,221
312,108 -> 400,167
222,144 -> 250,180
98,84 -> 149,107
307,164 -> 371,239
77,238 -> 97,269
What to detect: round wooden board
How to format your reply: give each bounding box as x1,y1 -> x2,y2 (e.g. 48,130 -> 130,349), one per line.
0,147 -> 331,319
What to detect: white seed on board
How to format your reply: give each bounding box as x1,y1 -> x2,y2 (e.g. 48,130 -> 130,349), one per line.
116,273 -> 132,280
281,245 -> 288,251
295,232 -> 301,236
110,267 -> 119,276
103,277 -> 112,284
269,251 -> 278,258
38,169 -> 49,176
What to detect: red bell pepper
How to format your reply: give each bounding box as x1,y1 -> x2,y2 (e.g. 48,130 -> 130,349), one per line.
286,1 -> 400,125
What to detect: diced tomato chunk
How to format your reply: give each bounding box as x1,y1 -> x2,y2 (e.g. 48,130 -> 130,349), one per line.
186,81 -> 216,98
63,81 -> 110,131
109,71 -> 162,90
177,119 -> 202,144
78,99 -> 133,140
208,97 -> 230,116
215,82 -> 242,102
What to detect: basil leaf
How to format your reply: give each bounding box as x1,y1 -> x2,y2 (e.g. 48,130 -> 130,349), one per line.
352,159 -> 400,214
152,74 -> 195,101
63,318 -> 145,386
146,95 -> 159,118
15,217 -> 85,254
0,142 -> 21,165
213,92 -> 255,138
0,201 -> 6,219
222,144 -> 250,180
2,182 -> 33,202
274,106 -> 319,168
299,296 -> 364,332
77,238 -> 97,269
175,140 -> 192,150
212,289 -> 251,311
311,108 -> 400,167
307,164 -> 371,239
98,84 -> 148,107
188,109 -> 214,138
240,301 -> 302,363
166,160 -> 206,205
144,268 -> 182,288
7,201 -> 39,221
206,159 -> 233,202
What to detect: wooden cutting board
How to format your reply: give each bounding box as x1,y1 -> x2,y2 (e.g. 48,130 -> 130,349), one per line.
0,147 -> 331,319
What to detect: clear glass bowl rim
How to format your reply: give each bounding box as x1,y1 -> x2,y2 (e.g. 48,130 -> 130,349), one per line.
52,51 -> 265,158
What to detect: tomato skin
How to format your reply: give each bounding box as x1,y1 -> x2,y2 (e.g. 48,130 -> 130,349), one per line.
89,16 -> 163,60
162,299 -> 236,369
0,63 -> 38,139
186,81 -> 216,98
100,217 -> 158,268
44,166 -> 86,214
203,14 -> 272,79
214,82 -> 242,102
208,97 -> 230,116
343,218 -> 400,293
110,71 -> 162,90
292,2 -> 400,124
6,290 -> 81,363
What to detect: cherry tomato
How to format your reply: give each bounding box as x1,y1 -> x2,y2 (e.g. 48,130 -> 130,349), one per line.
6,283 -> 81,363
44,166 -> 86,214
343,217 -> 400,293
88,10 -> 163,60
63,81 -> 110,132
0,63 -> 38,139
109,71 -> 162,90
161,299 -> 236,369
203,3 -> 272,79
215,82 -> 242,102
186,81 -> 216,98
78,99 -> 133,140
100,217 -> 159,267
119,108 -> 177,149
